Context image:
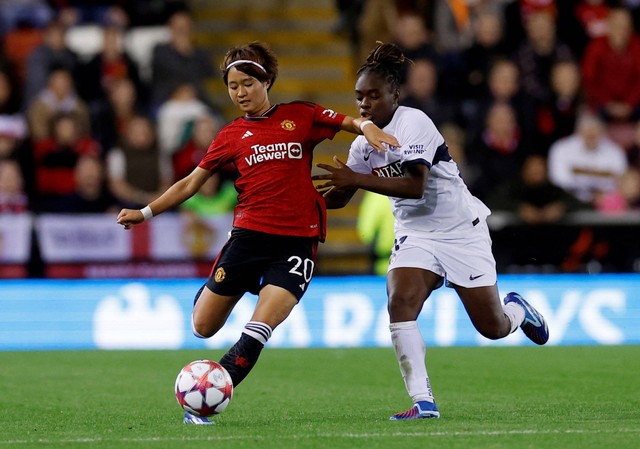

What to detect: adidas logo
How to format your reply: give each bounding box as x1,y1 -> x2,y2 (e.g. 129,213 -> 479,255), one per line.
241,130 -> 254,139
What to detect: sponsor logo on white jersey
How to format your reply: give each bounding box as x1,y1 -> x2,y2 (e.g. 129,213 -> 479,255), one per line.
372,161 -> 404,178
241,130 -> 254,139
407,144 -> 425,154
244,142 -> 303,166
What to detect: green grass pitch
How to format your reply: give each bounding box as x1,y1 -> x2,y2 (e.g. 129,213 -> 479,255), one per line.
0,346 -> 638,449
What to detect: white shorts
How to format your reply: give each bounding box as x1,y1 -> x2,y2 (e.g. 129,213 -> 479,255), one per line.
387,220 -> 497,288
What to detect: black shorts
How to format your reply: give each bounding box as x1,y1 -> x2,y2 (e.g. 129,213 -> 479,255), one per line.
205,228 -> 318,301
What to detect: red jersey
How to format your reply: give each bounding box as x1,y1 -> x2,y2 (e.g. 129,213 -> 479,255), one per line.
198,101 -> 346,240
581,35 -> 640,110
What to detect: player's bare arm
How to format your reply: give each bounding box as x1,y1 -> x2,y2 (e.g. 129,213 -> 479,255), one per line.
315,156 -> 358,209
321,187 -> 358,209
116,167 -> 212,230
341,116 -> 399,152
314,157 -> 428,200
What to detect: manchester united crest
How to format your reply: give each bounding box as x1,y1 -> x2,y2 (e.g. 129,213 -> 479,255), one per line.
281,120 -> 296,131
214,267 -> 226,282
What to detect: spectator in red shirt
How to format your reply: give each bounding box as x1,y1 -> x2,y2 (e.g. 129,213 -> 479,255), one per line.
581,7 -> 640,124
49,155 -> 119,213
33,112 -> 100,210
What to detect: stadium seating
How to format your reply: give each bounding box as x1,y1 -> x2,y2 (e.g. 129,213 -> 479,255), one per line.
191,0 -> 371,274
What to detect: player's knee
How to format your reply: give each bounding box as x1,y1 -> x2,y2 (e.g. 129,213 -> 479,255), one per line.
192,317 -> 214,339
388,294 -> 422,321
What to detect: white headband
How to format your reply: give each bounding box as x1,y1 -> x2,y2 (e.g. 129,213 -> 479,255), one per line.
225,59 -> 267,73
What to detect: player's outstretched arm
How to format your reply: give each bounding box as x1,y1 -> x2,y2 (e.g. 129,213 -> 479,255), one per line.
313,156 -> 358,209
315,157 -> 427,200
341,116 -> 399,152
116,167 -> 212,230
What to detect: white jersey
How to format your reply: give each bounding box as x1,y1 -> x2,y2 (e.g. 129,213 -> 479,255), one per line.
347,106 -> 490,238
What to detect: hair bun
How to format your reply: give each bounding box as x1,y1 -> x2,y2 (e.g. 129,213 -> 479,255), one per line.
367,42 -> 406,67
356,42 -> 407,89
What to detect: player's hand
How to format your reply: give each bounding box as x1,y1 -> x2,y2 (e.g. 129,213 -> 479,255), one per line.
362,124 -> 399,152
313,156 -> 359,190
116,208 -> 144,230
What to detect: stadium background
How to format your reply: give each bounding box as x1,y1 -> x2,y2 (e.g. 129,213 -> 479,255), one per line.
1,0 -> 640,350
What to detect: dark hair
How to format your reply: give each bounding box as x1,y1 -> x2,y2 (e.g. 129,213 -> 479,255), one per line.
222,41 -> 279,91
356,42 -> 407,91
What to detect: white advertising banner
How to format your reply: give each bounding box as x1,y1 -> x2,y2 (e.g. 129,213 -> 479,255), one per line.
35,213 -> 234,262
37,214 -> 131,262
0,213 -> 33,263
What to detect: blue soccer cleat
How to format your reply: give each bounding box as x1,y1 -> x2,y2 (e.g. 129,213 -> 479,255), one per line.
183,412 -> 215,425
504,292 -> 549,345
390,400 -> 440,420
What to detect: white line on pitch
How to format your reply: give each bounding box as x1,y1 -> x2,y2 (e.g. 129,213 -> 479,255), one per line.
1,427 -> 639,445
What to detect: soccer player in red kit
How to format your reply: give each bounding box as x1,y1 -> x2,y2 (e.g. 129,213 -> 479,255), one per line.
116,41 -> 399,424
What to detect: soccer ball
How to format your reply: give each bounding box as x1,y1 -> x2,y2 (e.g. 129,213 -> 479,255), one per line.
175,360 -> 233,417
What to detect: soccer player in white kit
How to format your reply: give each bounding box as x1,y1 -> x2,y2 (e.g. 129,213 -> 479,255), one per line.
314,43 -> 550,420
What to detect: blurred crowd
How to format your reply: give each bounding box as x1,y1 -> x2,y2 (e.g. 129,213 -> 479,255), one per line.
0,0 -> 236,220
2,0 -> 640,228
339,0 -> 640,224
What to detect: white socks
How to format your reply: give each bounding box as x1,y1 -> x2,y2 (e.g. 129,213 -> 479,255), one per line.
242,321 -> 273,345
503,301 -> 526,334
191,319 -> 274,343
389,320 -> 434,403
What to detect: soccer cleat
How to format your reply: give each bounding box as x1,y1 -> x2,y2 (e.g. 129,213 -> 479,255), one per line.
389,400 -> 440,420
183,412 -> 215,425
504,292 -> 549,345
